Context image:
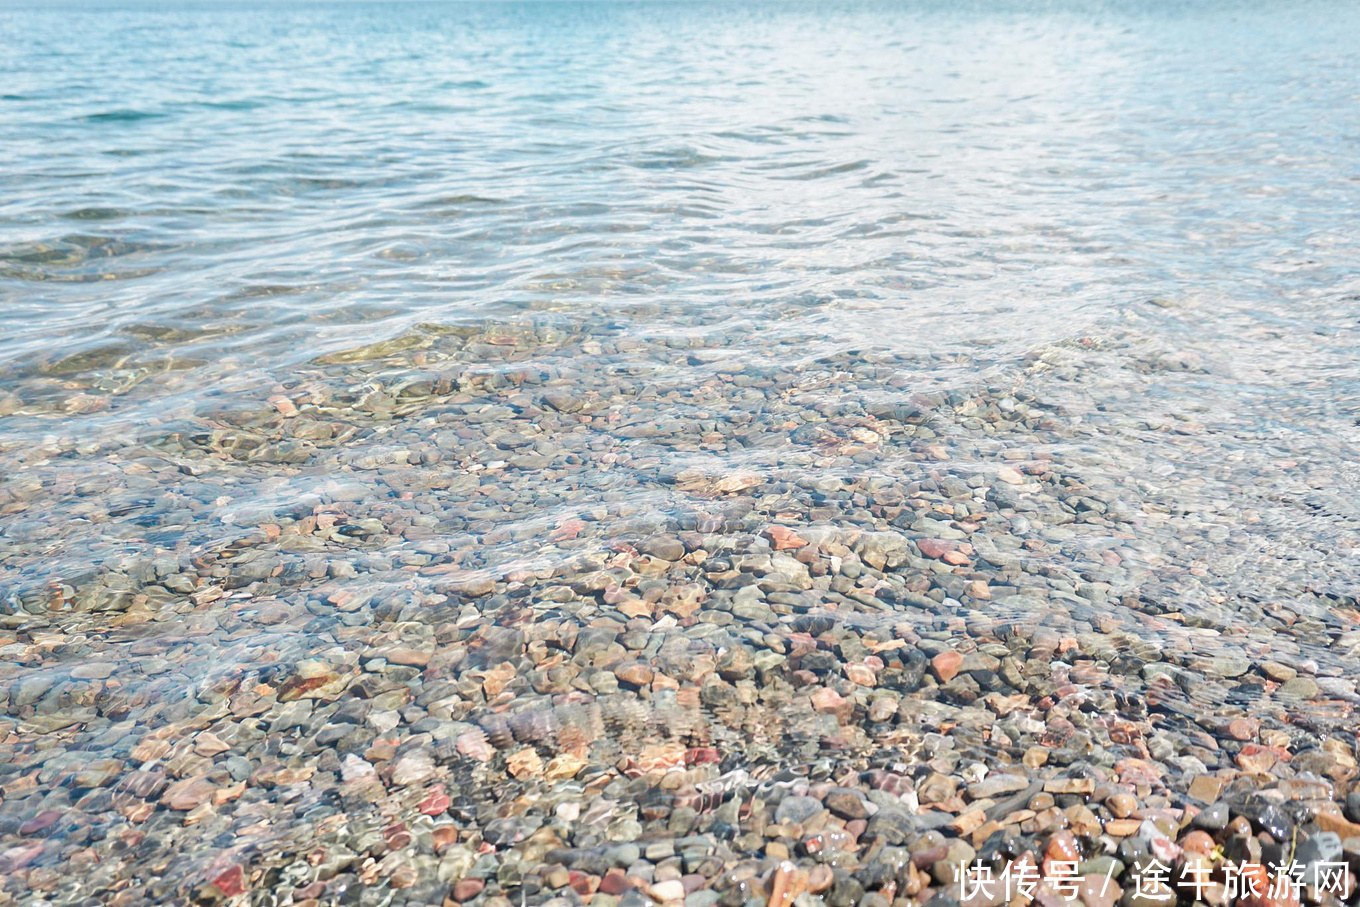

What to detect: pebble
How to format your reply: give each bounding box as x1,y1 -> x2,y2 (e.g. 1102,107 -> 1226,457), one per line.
1279,677 -> 1320,699
967,774 -> 1029,800
775,796 -> 825,826
642,536 -> 687,561
1187,776 -> 1225,803
1260,661 -> 1297,683
825,790 -> 870,820
1106,793 -> 1137,819
1,303 -> 1356,907
1192,803 -> 1229,832
931,651 -> 963,683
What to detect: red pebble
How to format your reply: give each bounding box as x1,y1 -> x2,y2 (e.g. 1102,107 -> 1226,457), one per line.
212,865 -> 248,897
0,842 -> 45,872
932,650 -> 963,682
686,747 -> 721,766
419,786 -> 451,816
598,868 -> 632,895
294,882 -> 326,899
917,539 -> 954,559
19,810 -> 61,836
383,822 -> 411,850
569,871 -> 599,896
452,878 -> 485,902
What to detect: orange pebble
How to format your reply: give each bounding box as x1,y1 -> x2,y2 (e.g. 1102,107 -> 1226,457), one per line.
1179,830 -> 1215,857
1043,830 -> 1081,876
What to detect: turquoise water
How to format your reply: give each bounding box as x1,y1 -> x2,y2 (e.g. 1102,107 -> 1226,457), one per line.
3,0 -> 1359,609
3,0 -> 1358,388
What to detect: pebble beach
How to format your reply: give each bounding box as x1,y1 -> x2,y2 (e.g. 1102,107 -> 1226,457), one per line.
2,2 -> 1360,906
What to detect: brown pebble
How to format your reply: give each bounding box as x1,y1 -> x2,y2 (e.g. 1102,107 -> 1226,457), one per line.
614,662 -> 654,686
598,869 -> 630,896
1179,830 -> 1215,857
452,879 -> 484,902
767,861 -> 808,907
1106,792 -> 1137,819
931,650 -> 963,683
1187,775 -> 1225,802
383,648 -> 432,668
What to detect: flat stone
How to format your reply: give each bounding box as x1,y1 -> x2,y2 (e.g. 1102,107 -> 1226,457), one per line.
383,648 -> 432,668
967,774 -> 1030,801
917,539 -> 955,559
1243,799 -> 1293,840
1279,677 -> 1320,699
775,796 -> 824,826
932,651 -> 963,683
1187,775 -> 1225,803
649,880 -> 686,902
1192,803 -> 1229,832
162,776 -> 215,811
542,393 -> 583,413
867,808 -> 917,844
918,773 -> 957,805
1296,832 -> 1343,866
391,750 -> 436,786
1206,655 -> 1250,678
642,536 -> 686,561
70,663 -> 116,680
1260,661 -> 1297,683
826,790 -> 870,820
948,809 -> 986,836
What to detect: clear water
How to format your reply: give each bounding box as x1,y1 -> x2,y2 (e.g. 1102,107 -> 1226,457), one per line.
4,0 -> 1359,583
2,0 -> 1360,901
4,0 -> 1357,379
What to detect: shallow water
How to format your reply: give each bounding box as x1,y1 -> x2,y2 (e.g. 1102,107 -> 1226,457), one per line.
4,0 -> 1359,600
2,1 -> 1360,904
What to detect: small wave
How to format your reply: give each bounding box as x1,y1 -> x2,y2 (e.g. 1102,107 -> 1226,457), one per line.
58,207 -> 129,221
77,108 -> 165,123
195,98 -> 266,111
